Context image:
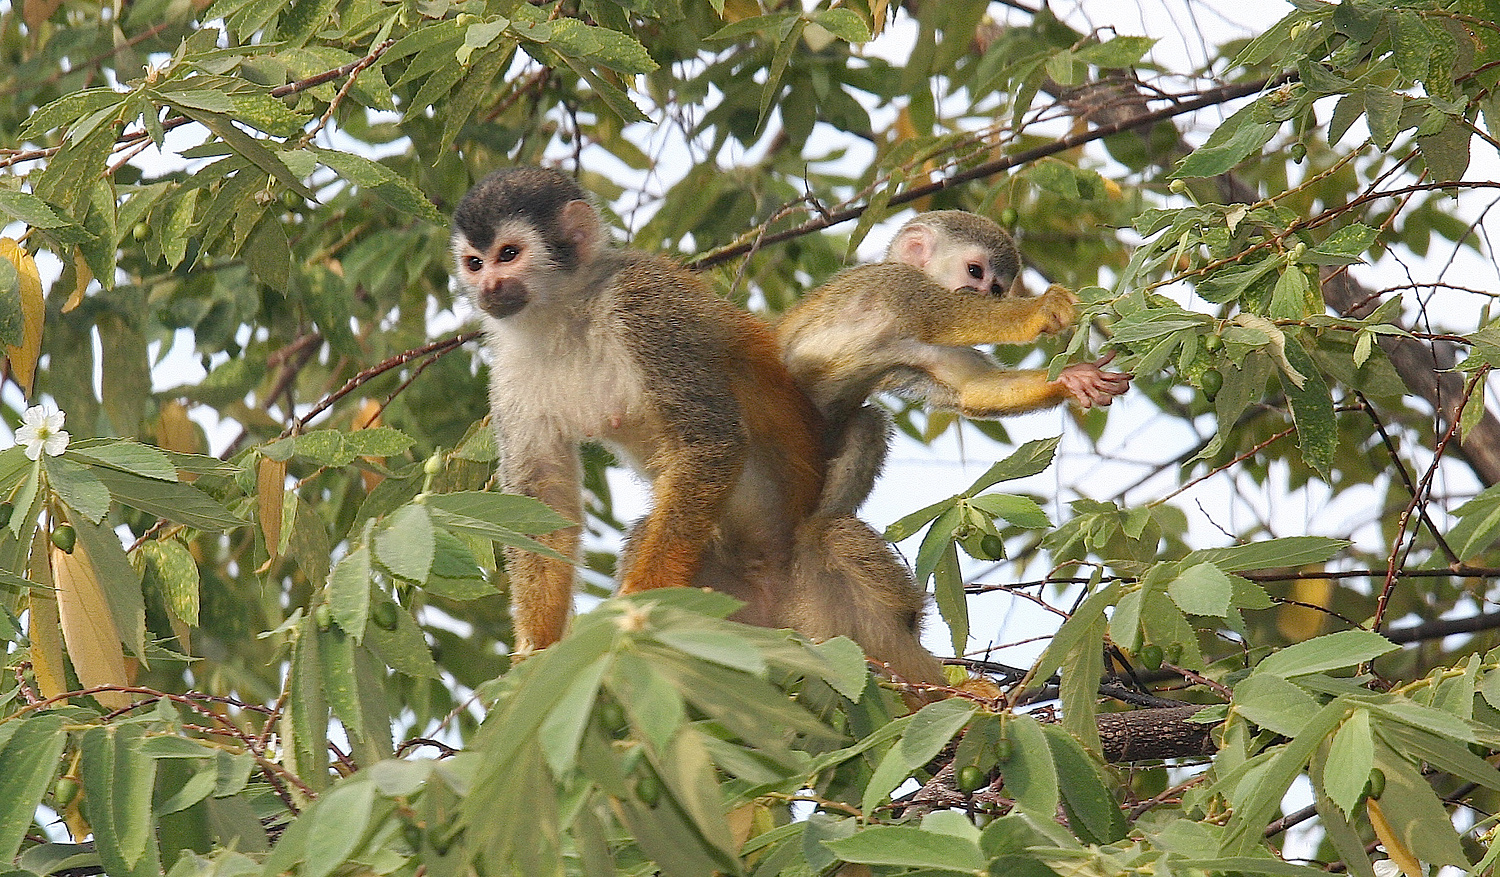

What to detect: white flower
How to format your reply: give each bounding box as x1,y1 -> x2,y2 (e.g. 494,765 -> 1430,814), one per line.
16,406 -> 69,461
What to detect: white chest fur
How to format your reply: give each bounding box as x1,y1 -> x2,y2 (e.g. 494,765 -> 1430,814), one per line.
481,305 -> 653,460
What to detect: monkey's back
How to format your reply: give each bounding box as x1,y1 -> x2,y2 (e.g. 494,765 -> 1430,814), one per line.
607,252 -> 825,523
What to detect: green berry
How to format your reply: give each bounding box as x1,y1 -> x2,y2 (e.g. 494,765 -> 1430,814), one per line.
956,765 -> 986,793
50,524 -> 76,553
636,772 -> 662,807
1138,644 -> 1164,671
53,776 -> 80,807
372,601 -> 400,631
1200,368 -> 1224,401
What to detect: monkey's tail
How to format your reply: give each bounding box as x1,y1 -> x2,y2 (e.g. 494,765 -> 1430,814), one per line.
788,515 -> 948,699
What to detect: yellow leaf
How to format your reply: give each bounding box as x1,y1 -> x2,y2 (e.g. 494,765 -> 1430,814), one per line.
157,400 -> 203,481
1276,575 -> 1333,642
355,398 -> 386,491
28,529 -> 66,700
720,0 -> 760,23
258,455 -> 287,561
62,248 -> 90,313
53,539 -> 132,710
0,238 -> 45,395
1369,797 -> 1424,877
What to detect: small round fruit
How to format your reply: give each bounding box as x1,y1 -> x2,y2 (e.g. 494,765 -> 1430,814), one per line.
635,772 -> 662,807
50,524 -> 76,553
132,222 -> 150,242
53,776 -> 80,807
598,700 -> 627,735
313,603 -> 333,631
372,601 -> 400,631
1138,643 -> 1165,672
956,765 -> 986,793
1290,142 -> 1307,163
1200,368 -> 1224,401
1364,768 -> 1386,800
979,534 -> 1005,560
998,207 -> 1019,228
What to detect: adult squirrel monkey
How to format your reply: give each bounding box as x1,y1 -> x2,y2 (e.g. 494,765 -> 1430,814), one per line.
451,167 -> 947,695
778,210 -> 1133,516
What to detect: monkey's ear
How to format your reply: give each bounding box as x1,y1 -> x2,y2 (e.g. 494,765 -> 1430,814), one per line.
889,224 -> 936,269
559,199 -> 604,263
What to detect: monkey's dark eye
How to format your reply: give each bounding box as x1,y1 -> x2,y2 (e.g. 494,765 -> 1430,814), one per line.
498,245 -> 521,262
967,263 -> 984,279
464,256 -> 483,272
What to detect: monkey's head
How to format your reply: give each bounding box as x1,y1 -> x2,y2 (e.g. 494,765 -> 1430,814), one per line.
451,167 -> 604,318
886,210 -> 1021,297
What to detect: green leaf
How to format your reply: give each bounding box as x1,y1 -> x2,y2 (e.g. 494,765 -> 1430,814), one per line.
883,495 -> 954,542
301,779 -> 377,877
538,655 -> 610,775
313,149 -> 445,226
168,106 -> 316,200
1311,223 -> 1379,265
1001,715 -> 1059,818
821,824 -> 985,872
1369,748 -> 1470,867
1043,724 -> 1128,843
1254,629 -> 1399,678
1076,35 -> 1156,67
968,436 -> 1060,492
139,539 -> 200,626
1185,536 -> 1349,572
67,440 -> 177,481
45,456 -> 111,524
328,543 -> 372,642
933,539 -> 967,655
0,715 -> 67,862
89,467 -> 242,531
1031,582 -> 1121,687
1322,708 -> 1374,815
810,8 -> 871,43
1173,118 -> 1277,178
1279,335 -> 1337,477
1223,701 -> 1346,853
80,725 -> 160,877
969,493 -> 1050,528
1233,673 -> 1321,737
1167,561 -> 1235,618
376,503 -> 435,583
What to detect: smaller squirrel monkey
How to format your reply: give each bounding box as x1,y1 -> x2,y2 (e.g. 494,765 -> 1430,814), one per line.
779,210 -> 1133,516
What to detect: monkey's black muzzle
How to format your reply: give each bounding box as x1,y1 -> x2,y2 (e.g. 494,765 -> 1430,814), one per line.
480,283 -> 530,318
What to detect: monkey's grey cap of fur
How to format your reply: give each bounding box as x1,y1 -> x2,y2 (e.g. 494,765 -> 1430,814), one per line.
452,167 -> 589,271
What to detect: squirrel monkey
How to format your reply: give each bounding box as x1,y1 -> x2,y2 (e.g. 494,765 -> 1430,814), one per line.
453,167 -> 825,654
779,210 -> 1133,516
452,167 -> 947,696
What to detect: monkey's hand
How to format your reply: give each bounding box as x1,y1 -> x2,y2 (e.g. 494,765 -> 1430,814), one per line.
1055,351 -> 1134,408
1030,285 -> 1078,336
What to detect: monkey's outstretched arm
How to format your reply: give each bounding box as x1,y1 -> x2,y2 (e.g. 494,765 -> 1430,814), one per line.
885,344 -> 1131,419
911,284 -> 1077,347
